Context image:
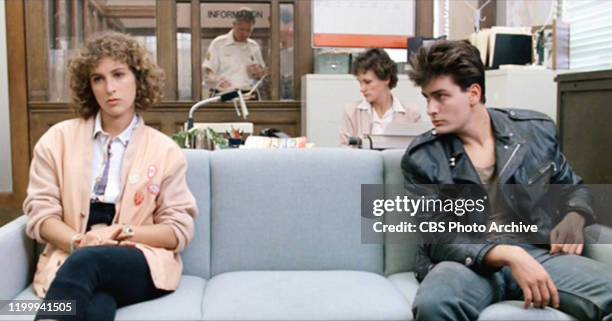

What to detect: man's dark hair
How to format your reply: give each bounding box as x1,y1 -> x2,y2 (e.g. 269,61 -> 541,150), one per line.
352,48 -> 398,89
234,7 -> 256,24
408,40 -> 486,104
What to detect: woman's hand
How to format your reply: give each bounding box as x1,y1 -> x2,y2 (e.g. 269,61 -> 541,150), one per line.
76,233 -> 118,248
88,224 -> 123,240
76,225 -> 122,248
118,240 -> 137,247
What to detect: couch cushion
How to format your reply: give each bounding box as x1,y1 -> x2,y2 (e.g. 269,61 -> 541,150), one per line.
0,215 -> 34,302
382,149 -> 418,275
116,275 -> 206,320
0,276 -> 206,321
182,150 -> 212,279
584,225 -> 612,266
209,149 -> 384,275
387,272 -> 419,308
478,301 -> 577,320
201,271 -> 412,320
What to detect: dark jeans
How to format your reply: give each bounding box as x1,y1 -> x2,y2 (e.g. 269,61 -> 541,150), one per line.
413,244 -> 612,321
35,246 -> 169,321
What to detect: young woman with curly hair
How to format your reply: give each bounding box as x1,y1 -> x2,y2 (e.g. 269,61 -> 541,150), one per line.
24,31 -> 198,321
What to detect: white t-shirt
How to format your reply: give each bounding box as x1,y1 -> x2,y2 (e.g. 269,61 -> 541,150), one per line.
202,30 -> 266,90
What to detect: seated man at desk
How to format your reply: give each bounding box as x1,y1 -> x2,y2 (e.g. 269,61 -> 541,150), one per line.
202,7 -> 267,99
339,48 -> 421,146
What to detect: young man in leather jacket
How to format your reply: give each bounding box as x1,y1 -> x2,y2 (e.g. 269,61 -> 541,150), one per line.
402,40 -> 612,321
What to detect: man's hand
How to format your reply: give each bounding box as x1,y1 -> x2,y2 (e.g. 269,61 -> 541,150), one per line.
485,245 -> 560,309
217,78 -> 233,91
247,64 -> 266,79
550,212 -> 585,256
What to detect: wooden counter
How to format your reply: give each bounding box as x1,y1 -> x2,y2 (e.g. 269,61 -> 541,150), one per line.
28,100 -> 301,154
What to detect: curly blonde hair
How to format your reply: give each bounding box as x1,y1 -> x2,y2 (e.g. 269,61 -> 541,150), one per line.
68,31 -> 165,119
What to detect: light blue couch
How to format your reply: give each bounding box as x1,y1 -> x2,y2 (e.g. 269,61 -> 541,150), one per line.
1,149 -> 610,320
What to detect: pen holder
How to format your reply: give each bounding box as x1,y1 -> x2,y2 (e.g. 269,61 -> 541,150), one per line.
228,138 -> 242,148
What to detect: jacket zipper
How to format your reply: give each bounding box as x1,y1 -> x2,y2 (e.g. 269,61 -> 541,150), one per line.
528,162 -> 556,184
498,143 -> 521,178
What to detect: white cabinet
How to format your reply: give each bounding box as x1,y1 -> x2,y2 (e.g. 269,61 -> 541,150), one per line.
485,68 -> 558,121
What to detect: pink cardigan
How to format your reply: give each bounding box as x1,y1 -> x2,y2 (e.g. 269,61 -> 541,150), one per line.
23,117 -> 198,298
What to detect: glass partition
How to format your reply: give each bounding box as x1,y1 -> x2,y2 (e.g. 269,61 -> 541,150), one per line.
27,0 -> 302,103
177,2 -> 192,100
199,2 -> 271,99
280,3 -> 294,100
42,0 -> 157,102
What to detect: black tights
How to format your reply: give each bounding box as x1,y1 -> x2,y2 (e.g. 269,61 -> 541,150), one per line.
35,246 -> 169,321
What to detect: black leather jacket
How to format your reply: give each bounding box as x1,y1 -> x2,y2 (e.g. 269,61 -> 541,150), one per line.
401,108 -> 594,281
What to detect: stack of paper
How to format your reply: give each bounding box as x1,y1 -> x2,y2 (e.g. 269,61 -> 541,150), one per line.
242,136 -> 311,149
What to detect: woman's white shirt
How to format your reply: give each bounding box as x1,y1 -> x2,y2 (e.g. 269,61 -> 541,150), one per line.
90,112 -> 140,204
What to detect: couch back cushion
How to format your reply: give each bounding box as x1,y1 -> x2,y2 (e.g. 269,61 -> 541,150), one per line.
382,149 -> 418,275
181,150 -> 212,279
209,149 -> 384,275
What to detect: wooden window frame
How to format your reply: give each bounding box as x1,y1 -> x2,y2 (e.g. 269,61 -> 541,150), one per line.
1,0 -> 30,209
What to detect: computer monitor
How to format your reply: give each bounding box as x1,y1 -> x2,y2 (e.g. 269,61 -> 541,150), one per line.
491,34 -> 533,69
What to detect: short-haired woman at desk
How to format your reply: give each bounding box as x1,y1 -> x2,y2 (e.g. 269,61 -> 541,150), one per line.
24,32 -> 198,321
339,48 -> 421,146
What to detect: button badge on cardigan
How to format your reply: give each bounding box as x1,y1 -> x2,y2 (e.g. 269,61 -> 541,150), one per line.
147,165 -> 157,179
147,184 -> 160,196
134,191 -> 144,206
129,173 -> 141,184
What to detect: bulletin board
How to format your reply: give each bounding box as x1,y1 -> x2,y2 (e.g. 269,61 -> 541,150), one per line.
312,0 -> 416,48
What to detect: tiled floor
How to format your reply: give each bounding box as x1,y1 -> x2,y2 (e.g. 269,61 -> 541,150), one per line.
0,207 -> 22,227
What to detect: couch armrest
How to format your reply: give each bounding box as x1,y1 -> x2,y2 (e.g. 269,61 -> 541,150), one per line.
583,224 -> 612,267
0,215 -> 34,300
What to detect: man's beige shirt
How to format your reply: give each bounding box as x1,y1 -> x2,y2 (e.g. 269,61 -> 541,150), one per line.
202,30 -> 266,90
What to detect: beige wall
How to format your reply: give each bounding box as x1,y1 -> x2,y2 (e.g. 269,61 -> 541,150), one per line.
434,0 -> 555,40
434,0 -> 482,40
497,0 -> 555,27
449,0 -> 479,40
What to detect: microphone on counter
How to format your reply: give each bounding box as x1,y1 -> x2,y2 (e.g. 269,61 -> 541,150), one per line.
187,89 -> 246,130
348,137 -> 363,149
233,91 -> 249,119
347,136 -> 374,149
186,74 -> 267,130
